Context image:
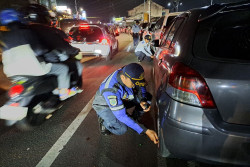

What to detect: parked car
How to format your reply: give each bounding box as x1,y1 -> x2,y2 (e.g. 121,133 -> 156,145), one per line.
69,24 -> 118,61
152,12 -> 182,42
154,1 -> 250,166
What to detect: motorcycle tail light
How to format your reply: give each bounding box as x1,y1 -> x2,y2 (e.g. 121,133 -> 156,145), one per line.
8,85 -> 24,98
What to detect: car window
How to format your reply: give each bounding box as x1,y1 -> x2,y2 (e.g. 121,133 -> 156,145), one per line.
71,26 -> 103,42
103,26 -> 112,34
165,16 -> 177,27
195,9 -> 250,62
154,16 -> 164,30
161,18 -> 184,48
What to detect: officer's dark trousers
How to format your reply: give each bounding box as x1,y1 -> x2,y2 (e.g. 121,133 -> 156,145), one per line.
96,93 -> 152,135
135,51 -> 153,62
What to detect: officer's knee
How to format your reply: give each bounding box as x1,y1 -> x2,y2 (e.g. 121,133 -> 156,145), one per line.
113,126 -> 128,135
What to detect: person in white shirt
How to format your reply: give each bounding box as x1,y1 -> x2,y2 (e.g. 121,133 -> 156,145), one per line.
135,35 -> 154,62
131,20 -> 141,46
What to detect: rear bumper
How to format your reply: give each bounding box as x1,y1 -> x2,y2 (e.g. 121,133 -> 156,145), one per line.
160,98 -> 250,166
70,43 -> 110,57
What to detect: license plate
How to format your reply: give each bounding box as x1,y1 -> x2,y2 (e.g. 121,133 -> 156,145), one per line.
0,105 -> 28,120
71,43 -> 95,52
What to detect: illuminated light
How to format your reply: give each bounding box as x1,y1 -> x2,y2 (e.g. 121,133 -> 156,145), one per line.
56,6 -> 67,11
8,85 -> 24,98
94,50 -> 102,54
10,103 -> 20,107
100,38 -> 109,45
79,24 -> 89,30
168,62 -> 215,108
67,8 -> 72,15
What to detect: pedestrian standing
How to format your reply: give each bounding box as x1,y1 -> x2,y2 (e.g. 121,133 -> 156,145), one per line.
92,63 -> 159,144
131,21 -> 141,47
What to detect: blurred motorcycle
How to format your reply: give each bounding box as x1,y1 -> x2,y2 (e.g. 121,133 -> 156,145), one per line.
0,71 -> 81,130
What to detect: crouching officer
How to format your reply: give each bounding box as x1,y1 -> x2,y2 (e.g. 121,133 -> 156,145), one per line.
135,35 -> 154,62
92,63 -> 159,144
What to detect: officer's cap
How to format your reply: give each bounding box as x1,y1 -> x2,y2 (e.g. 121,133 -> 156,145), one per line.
144,35 -> 152,40
122,63 -> 146,87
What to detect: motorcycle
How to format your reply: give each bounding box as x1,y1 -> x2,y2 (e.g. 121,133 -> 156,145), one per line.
0,63 -> 82,130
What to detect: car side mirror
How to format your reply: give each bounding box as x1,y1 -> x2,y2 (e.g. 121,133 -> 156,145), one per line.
152,40 -> 160,47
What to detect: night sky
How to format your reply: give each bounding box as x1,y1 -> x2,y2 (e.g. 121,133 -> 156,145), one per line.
56,0 -> 244,20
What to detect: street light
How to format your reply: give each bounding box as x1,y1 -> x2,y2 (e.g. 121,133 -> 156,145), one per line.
167,0 -> 182,12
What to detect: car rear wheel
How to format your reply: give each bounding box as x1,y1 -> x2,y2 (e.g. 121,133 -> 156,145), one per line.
105,47 -> 112,61
115,41 -> 119,53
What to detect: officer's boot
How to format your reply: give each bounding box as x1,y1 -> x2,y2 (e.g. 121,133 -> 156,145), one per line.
98,117 -> 111,135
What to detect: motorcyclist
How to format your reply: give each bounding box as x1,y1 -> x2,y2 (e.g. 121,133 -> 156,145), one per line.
19,4 -> 83,89
0,9 -> 76,101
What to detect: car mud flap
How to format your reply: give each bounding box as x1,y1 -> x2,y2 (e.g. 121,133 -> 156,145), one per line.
158,127 -> 172,157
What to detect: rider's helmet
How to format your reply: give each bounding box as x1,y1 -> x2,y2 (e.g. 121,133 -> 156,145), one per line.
19,4 -> 53,26
0,9 -> 21,25
144,34 -> 152,41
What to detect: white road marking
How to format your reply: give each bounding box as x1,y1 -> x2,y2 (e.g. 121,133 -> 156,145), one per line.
126,45 -> 131,52
36,97 -> 94,167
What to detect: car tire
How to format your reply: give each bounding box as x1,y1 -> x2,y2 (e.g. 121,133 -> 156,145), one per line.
115,40 -> 119,53
105,48 -> 112,61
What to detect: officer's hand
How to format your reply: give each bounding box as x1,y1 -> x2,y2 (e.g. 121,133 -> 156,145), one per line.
140,102 -> 151,112
145,129 -> 159,144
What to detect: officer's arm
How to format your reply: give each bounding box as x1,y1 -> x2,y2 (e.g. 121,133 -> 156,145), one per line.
136,85 -> 147,102
102,92 -> 147,134
141,45 -> 152,57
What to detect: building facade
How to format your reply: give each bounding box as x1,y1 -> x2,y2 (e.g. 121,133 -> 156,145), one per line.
127,0 -> 165,23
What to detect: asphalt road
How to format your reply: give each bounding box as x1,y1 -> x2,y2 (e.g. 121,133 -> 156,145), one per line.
0,34 -> 227,167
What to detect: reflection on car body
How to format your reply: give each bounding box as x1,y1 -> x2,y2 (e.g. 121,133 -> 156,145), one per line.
154,1 -> 250,166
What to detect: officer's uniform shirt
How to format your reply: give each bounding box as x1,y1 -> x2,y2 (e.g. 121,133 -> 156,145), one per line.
132,24 -> 141,34
92,68 -> 147,134
135,40 -> 152,57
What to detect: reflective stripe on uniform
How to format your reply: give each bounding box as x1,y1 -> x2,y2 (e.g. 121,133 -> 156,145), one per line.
104,71 -> 117,89
110,104 -> 124,111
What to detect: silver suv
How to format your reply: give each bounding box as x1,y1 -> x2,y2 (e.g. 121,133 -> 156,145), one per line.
154,1 -> 250,166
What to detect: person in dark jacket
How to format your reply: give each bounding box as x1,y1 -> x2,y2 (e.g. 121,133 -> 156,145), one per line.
0,9 -> 77,100
92,63 -> 158,144
20,4 -> 83,89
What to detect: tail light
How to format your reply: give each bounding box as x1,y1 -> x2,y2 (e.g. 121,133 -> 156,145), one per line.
167,62 -> 215,108
100,38 -> 109,45
64,36 -> 73,43
79,24 -> 89,30
8,85 -> 24,98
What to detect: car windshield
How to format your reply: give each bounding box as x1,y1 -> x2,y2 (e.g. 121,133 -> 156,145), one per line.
195,9 -> 250,62
70,26 -> 103,42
